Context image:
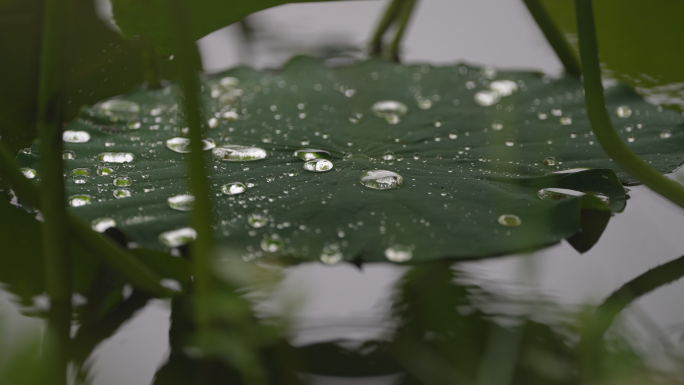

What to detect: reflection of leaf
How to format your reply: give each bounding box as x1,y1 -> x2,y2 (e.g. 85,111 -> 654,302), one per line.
111,0 -> 343,54
18,57 -> 684,262
389,263 -> 647,385
539,0 -> 684,108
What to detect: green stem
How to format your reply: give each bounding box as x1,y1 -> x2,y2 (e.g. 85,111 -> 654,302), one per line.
575,0 -> 684,210
142,36 -> 163,89
369,0 -> 404,56
0,142 -> 171,297
37,0 -> 71,380
580,254 -> 684,379
169,0 -> 215,343
386,0 -> 417,62
522,0 -> 582,76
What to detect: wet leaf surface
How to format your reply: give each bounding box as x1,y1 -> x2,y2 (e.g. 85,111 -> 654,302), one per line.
16,57 -> 684,262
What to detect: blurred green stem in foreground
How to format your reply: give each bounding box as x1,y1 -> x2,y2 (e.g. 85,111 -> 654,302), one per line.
522,0 -> 582,76
36,0 -> 72,382
167,0 -> 222,381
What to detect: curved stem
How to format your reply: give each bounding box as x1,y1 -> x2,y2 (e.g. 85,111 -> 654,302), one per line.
522,0 -> 582,76
369,0 -> 404,56
575,0 -> 684,210
169,0 -> 215,347
387,0 -> 417,62
579,254 -> 684,379
37,0 -> 71,380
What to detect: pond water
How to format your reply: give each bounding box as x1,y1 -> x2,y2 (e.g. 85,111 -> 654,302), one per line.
2,0 -> 684,383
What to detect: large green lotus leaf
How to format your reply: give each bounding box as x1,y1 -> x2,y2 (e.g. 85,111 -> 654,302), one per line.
111,0 -> 340,54
16,57 -> 684,263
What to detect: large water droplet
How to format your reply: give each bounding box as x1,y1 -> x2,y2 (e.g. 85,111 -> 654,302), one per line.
248,213 -> 268,228
63,130 -> 91,143
491,120 -> 504,131
360,170 -> 403,190
474,90 -> 500,106
222,182 -> 246,195
167,194 -> 195,211
98,99 -> 141,120
98,152 -> 135,163
449,130 -> 458,140
246,178 -> 257,188
489,80 -> 518,96
615,105 -> 632,118
92,218 -> 116,233
497,214 -> 521,227
660,129 -> 672,139
69,195 -> 93,207
294,148 -> 331,161
384,244 -> 413,262
212,145 -> 268,162
560,117 -> 573,125
303,159 -> 333,173
113,188 -> 132,199
20,167 -> 37,179
159,227 -> 197,248
543,157 -> 556,166
166,137 -> 216,153
505,138 -> 515,147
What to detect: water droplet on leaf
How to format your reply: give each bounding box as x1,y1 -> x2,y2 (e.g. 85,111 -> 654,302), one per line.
384,244 -> 413,262
497,214 -> 521,227
303,159 -> 334,173
222,182 -> 247,195
360,170 -> 403,190
63,130 -> 91,143
212,145 -> 268,161
167,194 -> 195,211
